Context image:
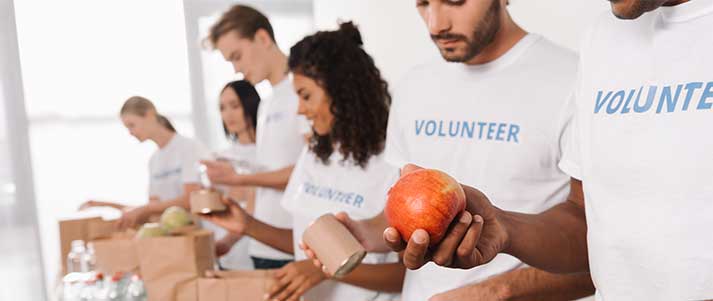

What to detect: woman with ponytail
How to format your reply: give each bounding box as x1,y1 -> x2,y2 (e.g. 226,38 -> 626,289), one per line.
81,96 -> 209,229
203,22 -> 404,300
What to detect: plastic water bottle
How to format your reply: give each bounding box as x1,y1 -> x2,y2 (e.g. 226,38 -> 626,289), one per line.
78,274 -> 98,301
198,163 -> 212,189
67,240 -> 87,273
89,273 -> 105,301
84,243 -> 97,272
61,272 -> 84,301
124,274 -> 146,301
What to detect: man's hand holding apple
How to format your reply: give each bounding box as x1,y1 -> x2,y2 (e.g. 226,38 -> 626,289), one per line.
382,164 -> 509,270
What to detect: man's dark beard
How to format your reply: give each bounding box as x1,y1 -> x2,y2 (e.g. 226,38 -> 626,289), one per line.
610,0 -> 668,20
431,0 -> 502,63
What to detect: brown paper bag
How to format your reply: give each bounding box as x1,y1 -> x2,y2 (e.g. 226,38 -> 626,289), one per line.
59,216 -> 120,274
87,218 -> 118,240
90,231 -> 138,275
197,270 -> 275,301
58,216 -> 103,274
137,229 -> 215,301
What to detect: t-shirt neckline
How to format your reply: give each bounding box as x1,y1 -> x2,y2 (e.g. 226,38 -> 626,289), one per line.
158,133 -> 179,152
659,0 -> 713,23
452,33 -> 541,74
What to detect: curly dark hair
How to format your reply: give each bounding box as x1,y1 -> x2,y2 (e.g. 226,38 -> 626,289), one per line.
288,22 -> 391,168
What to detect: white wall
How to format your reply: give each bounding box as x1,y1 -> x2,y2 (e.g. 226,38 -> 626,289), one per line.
509,0 -> 610,50
313,0 -> 610,84
313,0 -> 438,85
13,0 -> 196,290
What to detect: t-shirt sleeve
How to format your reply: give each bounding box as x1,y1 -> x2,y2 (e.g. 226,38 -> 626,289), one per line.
181,139 -> 210,185
383,86 -> 409,168
557,88 -> 583,181
558,20 -> 600,181
280,146 -> 309,213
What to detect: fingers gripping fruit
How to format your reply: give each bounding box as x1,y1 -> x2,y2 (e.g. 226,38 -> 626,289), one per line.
385,169 -> 466,246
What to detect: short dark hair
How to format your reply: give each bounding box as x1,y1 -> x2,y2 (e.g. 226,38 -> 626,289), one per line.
208,4 -> 276,47
221,80 -> 260,139
288,22 -> 391,168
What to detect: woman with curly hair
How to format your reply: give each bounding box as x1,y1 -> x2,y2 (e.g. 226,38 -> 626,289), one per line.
203,22 -> 404,300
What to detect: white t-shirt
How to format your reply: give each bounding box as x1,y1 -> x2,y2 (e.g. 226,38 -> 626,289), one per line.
385,34 -> 578,300
558,4 -> 713,300
282,147 -> 401,301
250,77 -> 311,260
214,140 -> 257,165
203,141 -> 257,270
148,133 -> 209,201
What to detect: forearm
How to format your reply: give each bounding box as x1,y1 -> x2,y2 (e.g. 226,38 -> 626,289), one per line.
145,184 -> 199,214
219,232 -> 241,246
361,211 -> 392,252
244,215 -> 294,254
94,201 -> 127,210
238,166 -> 294,190
501,200 -> 589,273
145,196 -> 189,214
146,197 -> 190,215
338,263 -> 405,293
244,189 -> 255,214
486,267 -> 594,301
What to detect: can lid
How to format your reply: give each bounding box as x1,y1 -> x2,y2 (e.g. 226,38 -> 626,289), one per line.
332,249 -> 367,278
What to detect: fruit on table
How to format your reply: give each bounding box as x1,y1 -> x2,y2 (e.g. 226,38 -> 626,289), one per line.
136,223 -> 167,239
159,206 -> 193,232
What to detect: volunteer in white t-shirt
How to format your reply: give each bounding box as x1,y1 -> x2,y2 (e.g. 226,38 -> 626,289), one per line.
302,1 -> 595,300
205,80 -> 261,270
80,96 -> 209,229
386,1 -> 713,300
200,5 -> 311,269
203,22 -> 405,301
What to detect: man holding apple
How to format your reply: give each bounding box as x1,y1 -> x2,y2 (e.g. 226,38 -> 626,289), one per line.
303,0 -> 595,300
378,0 -> 713,300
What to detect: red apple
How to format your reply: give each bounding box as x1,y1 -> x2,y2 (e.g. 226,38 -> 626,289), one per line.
385,169 -> 466,247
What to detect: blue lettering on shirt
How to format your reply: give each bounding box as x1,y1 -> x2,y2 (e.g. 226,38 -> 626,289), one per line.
302,182 -> 365,208
265,112 -> 286,124
414,120 -> 520,143
593,81 -> 713,114
152,167 -> 181,180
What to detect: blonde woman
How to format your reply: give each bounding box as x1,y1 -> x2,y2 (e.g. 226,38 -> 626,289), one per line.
81,96 -> 208,229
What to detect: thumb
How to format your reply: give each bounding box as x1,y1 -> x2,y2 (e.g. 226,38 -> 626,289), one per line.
220,196 -> 233,206
400,163 -> 424,177
334,212 -> 365,242
334,212 -> 356,231
199,160 -> 216,167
